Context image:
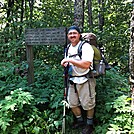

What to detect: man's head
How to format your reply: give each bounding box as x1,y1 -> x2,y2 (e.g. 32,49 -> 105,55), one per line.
67,26 -> 81,46
67,25 -> 81,34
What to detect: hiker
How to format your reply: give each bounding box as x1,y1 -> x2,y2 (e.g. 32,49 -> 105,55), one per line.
61,25 -> 96,134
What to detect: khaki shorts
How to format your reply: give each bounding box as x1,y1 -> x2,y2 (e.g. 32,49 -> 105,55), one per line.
67,78 -> 96,110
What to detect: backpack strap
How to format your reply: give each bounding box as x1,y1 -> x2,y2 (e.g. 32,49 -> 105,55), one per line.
65,41 -> 86,59
77,41 -> 86,59
65,43 -> 71,58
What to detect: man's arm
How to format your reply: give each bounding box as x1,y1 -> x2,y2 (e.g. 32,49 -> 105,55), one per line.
61,58 -> 91,69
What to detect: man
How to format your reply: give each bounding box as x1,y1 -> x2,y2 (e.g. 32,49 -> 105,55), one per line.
61,26 -> 96,134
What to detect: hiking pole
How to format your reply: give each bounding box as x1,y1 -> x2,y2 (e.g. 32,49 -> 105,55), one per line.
62,27 -> 69,134
62,64 -> 69,134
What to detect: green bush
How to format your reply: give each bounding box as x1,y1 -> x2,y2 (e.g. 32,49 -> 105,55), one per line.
0,60 -> 133,134
0,88 -> 49,134
94,68 -> 133,134
0,61 -> 28,100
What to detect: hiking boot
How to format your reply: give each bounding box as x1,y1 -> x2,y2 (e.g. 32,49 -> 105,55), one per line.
72,120 -> 85,129
81,125 -> 93,134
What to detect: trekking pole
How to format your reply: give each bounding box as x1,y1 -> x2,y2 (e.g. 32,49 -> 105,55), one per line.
62,64 -> 69,134
62,27 -> 69,134
62,103 -> 66,134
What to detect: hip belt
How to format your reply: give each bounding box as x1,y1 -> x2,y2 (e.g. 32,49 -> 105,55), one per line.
69,71 -> 94,78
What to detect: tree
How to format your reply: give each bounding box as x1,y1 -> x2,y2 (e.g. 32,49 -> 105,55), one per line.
87,0 -> 93,31
98,0 -> 104,31
74,0 -> 85,32
129,8 -> 134,108
19,0 -> 24,36
28,0 -> 34,27
5,0 -> 14,42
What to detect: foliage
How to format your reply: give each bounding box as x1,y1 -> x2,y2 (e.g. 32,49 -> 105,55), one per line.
0,0 -> 133,134
84,0 -> 131,72
31,60 -> 66,132
0,39 -> 26,62
0,60 -> 133,133
33,45 -> 64,65
94,68 -> 133,134
0,0 -> 132,73
0,61 -> 28,100
0,88 -> 49,134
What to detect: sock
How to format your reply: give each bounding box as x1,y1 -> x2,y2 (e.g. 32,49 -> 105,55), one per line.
87,117 -> 93,125
76,115 -> 83,122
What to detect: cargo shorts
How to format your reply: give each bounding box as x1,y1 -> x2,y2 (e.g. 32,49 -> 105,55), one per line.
67,78 -> 96,110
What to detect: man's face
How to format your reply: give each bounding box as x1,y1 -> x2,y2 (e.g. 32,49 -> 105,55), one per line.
67,30 -> 81,44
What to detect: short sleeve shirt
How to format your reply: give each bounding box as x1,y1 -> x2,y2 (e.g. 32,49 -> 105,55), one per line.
67,41 -> 94,84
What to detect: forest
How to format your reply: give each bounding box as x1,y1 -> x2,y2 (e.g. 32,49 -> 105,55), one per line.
0,0 -> 134,134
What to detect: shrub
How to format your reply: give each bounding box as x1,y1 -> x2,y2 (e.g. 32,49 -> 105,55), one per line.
94,67 -> 133,134
0,88 -> 49,134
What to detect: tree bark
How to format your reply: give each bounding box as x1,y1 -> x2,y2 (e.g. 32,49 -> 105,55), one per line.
74,0 -> 85,32
28,0 -> 34,27
6,0 -> 14,27
20,0 -> 24,36
5,0 -> 14,42
129,9 -> 134,109
87,0 -> 93,31
98,0 -> 104,31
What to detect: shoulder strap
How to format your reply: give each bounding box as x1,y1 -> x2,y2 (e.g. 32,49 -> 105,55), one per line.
65,41 -> 86,59
65,43 -> 71,58
77,41 -> 86,59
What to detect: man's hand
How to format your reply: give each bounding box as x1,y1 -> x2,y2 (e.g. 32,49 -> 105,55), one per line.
61,58 -> 91,69
61,59 -> 69,67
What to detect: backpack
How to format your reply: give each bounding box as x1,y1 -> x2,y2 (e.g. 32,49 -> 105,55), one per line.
66,33 -> 106,78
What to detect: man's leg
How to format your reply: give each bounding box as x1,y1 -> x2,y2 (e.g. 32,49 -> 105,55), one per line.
67,83 -> 85,128
87,108 -> 94,127
81,109 -> 94,134
72,107 -> 81,116
71,107 -> 85,128
80,78 -> 96,134
87,108 -> 94,126
87,108 -> 94,117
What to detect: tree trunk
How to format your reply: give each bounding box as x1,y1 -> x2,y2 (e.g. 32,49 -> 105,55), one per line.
20,0 -> 24,36
5,0 -> 14,42
87,0 -> 93,31
129,9 -> 134,109
28,0 -> 34,27
6,0 -> 14,27
74,0 -> 85,32
98,0 -> 104,31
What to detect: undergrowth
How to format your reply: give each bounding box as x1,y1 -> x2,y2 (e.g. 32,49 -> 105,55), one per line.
0,61 -> 133,134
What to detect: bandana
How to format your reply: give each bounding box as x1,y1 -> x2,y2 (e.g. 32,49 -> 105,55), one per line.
67,25 -> 81,34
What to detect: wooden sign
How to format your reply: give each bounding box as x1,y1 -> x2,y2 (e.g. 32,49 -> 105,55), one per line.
25,27 -> 67,85
25,27 -> 67,45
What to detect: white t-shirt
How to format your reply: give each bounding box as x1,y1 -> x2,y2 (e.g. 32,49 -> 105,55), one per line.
67,41 -> 94,84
